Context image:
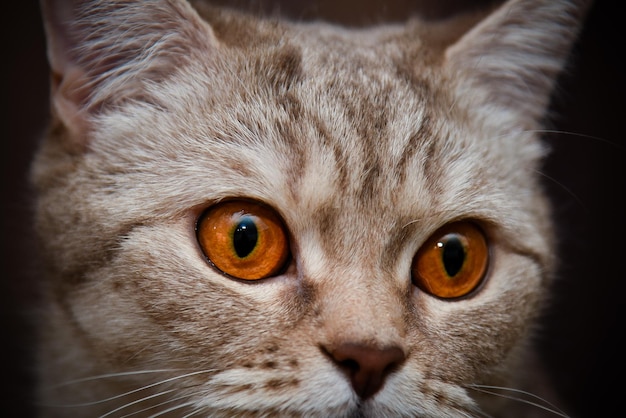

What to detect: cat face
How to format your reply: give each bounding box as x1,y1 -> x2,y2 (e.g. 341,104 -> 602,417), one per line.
34,0 -> 588,416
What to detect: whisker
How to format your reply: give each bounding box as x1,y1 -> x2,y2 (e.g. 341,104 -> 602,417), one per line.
41,369 -> 215,408
148,400 -> 198,418
181,408 -> 204,418
119,391 -> 204,418
122,346 -> 153,365
475,409 -> 494,418
531,129 -> 625,151
535,169 -> 587,211
46,369 -> 186,389
472,384 -> 567,412
467,384 -> 570,418
99,389 -> 176,418
486,128 -> 623,154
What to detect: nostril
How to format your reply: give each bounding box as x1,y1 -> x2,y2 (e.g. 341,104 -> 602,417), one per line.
338,357 -> 360,374
323,343 -> 405,400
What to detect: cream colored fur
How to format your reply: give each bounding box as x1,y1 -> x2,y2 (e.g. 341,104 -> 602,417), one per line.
33,0 -> 589,416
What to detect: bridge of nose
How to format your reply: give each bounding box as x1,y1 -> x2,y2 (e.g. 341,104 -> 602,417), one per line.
313,272 -> 409,399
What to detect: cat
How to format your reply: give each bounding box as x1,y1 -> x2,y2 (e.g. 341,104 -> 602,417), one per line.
32,0 -> 590,416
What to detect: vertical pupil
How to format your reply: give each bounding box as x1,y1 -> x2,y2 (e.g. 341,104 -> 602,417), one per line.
233,217 -> 258,258
441,235 -> 465,277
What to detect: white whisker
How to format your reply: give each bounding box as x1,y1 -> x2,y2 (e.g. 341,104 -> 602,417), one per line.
181,408 -> 204,418
535,169 -> 586,210
530,129 -> 624,150
46,369 -> 185,389
148,400 -> 198,417
486,128 -> 622,153
41,369 -> 214,408
99,389 -> 176,418
468,384 -> 570,418
475,409 -> 494,418
119,391 -> 204,418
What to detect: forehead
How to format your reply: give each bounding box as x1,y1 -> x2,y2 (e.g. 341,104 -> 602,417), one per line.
99,16 -> 537,264
207,56 -> 425,185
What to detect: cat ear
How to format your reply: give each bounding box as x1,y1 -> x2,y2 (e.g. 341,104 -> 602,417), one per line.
444,0 -> 591,123
40,0 -> 218,150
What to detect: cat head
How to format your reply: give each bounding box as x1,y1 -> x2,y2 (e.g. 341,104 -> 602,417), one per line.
34,0 -> 589,416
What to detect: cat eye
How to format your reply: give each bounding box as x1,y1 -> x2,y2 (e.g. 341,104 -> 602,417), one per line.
196,201 -> 290,280
411,222 -> 489,299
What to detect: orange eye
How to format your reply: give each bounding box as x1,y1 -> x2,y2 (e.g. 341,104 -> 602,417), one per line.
411,222 -> 489,299
196,201 -> 290,280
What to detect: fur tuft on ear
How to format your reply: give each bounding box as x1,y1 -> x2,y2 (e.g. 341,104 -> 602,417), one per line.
40,0 -> 218,149
444,0 -> 591,123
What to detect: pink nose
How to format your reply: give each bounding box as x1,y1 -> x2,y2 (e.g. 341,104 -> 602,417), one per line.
324,343 -> 406,399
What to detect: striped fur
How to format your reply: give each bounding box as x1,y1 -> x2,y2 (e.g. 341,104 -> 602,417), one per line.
33,0 -> 589,416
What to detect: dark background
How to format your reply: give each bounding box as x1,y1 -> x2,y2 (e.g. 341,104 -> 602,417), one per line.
4,0 -> 624,416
